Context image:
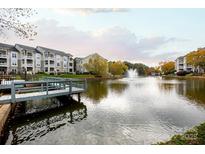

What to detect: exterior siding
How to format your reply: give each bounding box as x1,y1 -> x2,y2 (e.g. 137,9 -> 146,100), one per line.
0,43 -> 74,75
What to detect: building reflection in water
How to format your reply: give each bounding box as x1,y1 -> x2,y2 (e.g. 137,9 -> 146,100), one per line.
8,96 -> 87,145
159,79 -> 205,107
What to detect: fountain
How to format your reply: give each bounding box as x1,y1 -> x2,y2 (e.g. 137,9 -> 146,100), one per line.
127,69 -> 138,78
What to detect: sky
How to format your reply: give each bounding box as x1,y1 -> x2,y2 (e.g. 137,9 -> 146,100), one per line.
2,8 -> 205,66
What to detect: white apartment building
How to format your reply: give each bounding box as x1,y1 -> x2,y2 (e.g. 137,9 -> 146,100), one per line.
15,44 -> 42,74
0,43 -> 20,74
175,56 -> 193,73
74,53 -> 107,74
36,46 -> 74,74
0,43 -> 74,75
175,55 -> 205,73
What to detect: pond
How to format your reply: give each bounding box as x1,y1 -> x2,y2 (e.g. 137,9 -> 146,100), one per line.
5,76 -> 205,144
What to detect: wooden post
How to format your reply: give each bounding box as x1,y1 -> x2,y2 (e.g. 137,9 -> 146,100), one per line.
69,80 -> 72,94
77,93 -> 81,102
63,82 -> 65,89
41,83 -> 43,92
11,82 -> 15,103
84,79 -> 87,90
46,81 -> 48,95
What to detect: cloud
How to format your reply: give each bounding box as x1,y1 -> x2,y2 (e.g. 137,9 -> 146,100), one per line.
3,19 -> 187,66
54,8 -> 129,16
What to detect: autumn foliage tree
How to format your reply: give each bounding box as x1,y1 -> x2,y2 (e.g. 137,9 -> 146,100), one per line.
84,56 -> 108,77
186,48 -> 205,71
159,61 -> 175,75
0,8 -> 37,39
108,61 -> 128,76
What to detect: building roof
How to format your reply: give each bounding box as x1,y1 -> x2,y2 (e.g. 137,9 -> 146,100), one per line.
0,43 -> 18,52
36,46 -> 73,57
84,53 -> 108,61
176,56 -> 185,60
15,44 -> 41,53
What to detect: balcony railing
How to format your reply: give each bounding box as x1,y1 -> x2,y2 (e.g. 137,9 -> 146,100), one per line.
0,62 -> 7,66
0,54 -> 7,58
27,63 -> 33,67
27,55 -> 33,59
50,63 -> 55,67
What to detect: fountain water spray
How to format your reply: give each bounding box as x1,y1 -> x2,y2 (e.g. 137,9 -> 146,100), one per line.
127,69 -> 138,78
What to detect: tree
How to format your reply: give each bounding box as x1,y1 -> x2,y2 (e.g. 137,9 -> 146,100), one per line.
146,66 -> 161,75
186,49 -> 205,71
159,61 -> 175,75
109,61 -> 128,76
0,8 -> 37,39
124,61 -> 149,76
84,56 -> 108,77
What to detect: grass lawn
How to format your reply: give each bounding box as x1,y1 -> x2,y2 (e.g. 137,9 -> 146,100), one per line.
158,122 -> 205,145
34,73 -> 95,80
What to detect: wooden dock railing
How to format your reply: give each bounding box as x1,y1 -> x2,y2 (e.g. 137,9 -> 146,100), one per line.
0,78 -> 87,104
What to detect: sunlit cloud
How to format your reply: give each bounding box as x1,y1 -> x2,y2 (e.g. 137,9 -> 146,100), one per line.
53,8 -> 129,16
2,18 -> 188,66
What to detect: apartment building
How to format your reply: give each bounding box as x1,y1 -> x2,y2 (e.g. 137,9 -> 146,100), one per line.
74,53 -> 107,74
15,44 -> 42,74
0,43 -> 74,75
0,43 -> 20,74
36,46 -> 74,74
175,56 -> 193,73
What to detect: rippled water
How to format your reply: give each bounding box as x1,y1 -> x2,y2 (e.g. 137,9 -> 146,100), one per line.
5,77 -> 205,144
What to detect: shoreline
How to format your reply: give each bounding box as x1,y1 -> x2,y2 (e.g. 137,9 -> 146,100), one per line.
162,75 -> 205,80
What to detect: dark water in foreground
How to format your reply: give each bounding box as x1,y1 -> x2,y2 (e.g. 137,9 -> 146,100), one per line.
5,77 -> 205,144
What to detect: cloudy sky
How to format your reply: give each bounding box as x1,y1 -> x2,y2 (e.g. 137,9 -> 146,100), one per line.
2,8 -> 205,66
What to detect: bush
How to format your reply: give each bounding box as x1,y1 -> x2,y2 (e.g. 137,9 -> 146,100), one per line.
197,123 -> 205,144
176,71 -> 187,76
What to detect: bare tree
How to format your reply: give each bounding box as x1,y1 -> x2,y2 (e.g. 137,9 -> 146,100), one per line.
0,8 -> 37,40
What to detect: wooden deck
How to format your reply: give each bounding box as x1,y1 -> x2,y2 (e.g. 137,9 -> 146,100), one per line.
0,78 -> 87,104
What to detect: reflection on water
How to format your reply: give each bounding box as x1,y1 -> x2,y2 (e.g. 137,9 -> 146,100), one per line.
109,82 -> 129,94
83,80 -> 108,103
5,77 -> 205,144
6,97 -> 87,145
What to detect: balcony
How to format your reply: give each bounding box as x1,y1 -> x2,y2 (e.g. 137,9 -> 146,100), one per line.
0,54 -> 7,58
0,62 -> 7,66
27,55 -> 33,59
50,63 -> 55,67
27,63 -> 33,67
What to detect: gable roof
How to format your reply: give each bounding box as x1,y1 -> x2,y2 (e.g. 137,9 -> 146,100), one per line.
15,44 -> 41,53
0,43 -> 18,52
84,53 -> 108,61
36,46 -> 73,57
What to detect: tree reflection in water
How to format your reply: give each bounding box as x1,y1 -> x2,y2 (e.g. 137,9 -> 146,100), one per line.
8,97 -> 87,145
83,80 -> 108,103
175,79 -> 205,106
109,82 -> 128,94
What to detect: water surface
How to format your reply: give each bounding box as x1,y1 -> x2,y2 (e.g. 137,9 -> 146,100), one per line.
5,77 -> 205,144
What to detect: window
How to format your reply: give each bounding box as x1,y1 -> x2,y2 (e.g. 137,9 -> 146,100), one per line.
12,53 -> 17,58
57,63 -> 60,66
69,69 -> 73,72
69,63 -> 73,66
12,69 -> 17,73
22,59 -> 25,64
45,67 -> 48,72
12,61 -> 17,66
45,60 -> 48,65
